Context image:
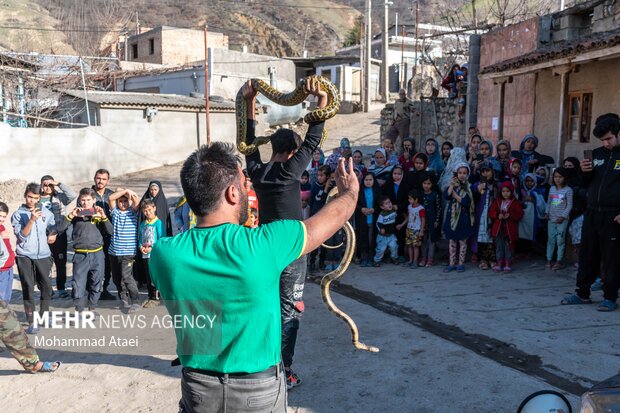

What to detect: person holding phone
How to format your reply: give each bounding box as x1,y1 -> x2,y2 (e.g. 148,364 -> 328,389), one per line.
57,188 -> 112,315
562,113 -> 620,312
11,183 -> 56,334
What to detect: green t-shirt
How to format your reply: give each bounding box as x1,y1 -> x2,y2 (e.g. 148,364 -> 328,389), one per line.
149,220 -> 306,373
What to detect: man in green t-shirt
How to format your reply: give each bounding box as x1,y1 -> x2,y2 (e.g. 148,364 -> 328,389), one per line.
150,143 -> 358,413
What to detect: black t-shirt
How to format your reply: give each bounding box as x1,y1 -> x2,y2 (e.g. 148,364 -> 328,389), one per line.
246,119 -> 325,224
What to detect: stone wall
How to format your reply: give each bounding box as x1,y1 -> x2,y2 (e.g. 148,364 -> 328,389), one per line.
380,97 -> 465,150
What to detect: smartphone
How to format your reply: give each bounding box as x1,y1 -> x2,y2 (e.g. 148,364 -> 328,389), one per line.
77,208 -> 95,217
453,172 -> 458,178
583,149 -> 593,161
475,154 -> 484,162
34,201 -> 43,210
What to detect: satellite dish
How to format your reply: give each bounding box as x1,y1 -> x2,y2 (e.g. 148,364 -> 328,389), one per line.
517,390 -> 572,413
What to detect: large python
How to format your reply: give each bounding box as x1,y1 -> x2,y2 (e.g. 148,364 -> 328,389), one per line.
235,75 -> 340,155
320,188 -> 379,353
235,77 -> 378,353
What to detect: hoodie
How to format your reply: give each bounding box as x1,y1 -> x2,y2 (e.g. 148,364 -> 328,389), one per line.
11,205 -> 55,259
582,144 -> 620,212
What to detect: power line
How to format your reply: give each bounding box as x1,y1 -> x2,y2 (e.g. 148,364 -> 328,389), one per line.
214,0 -> 384,10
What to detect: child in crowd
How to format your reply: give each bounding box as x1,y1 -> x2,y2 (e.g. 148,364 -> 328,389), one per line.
382,138 -> 399,165
108,188 -> 141,313
507,159 -> 523,200
425,138 -> 445,175
441,141 -> 453,164
12,183 -> 56,334
472,163 -> 498,270
495,139 -> 513,182
466,134 -> 483,162
545,168 -> 573,271
173,196 -> 196,233
0,202 -> 15,301
39,175 -> 76,298
373,196 -> 399,267
443,163 -> 474,272
57,188 -> 112,315
308,165 -> 332,272
352,150 -> 367,175
490,182 -> 524,273
399,138 -> 416,172
307,148 -> 325,186
397,190 -> 425,268
355,172 -> 381,267
139,199 -> 165,308
244,170 -> 260,228
405,153 -> 430,191
420,176 -> 441,267
534,166 -> 551,200
383,165 -> 408,262
518,173 -> 546,255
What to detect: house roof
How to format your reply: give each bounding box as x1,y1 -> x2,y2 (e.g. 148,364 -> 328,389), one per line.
62,90 -> 236,111
480,27 -> 620,75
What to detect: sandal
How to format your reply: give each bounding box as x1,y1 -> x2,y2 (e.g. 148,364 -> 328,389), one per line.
561,294 -> 592,305
32,361 -> 61,373
479,261 -> 489,270
552,262 -> 565,271
545,261 -> 553,270
471,254 -> 478,263
425,260 -> 434,267
443,265 -> 456,273
492,265 -> 502,272
597,300 -> 618,312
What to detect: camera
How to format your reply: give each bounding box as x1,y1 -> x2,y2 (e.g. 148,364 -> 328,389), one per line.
77,208 -> 95,217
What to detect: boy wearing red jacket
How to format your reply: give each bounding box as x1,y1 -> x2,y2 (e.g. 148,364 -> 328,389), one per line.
490,182 -> 524,273
0,202 -> 15,301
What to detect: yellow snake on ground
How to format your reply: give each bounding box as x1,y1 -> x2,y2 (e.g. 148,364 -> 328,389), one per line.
235,78 -> 378,353
235,75 -> 341,155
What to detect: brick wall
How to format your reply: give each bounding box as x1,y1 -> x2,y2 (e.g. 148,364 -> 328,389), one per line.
477,18 -> 540,148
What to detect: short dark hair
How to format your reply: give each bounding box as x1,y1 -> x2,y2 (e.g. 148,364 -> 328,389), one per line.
553,167 -> 568,180
24,182 -> 40,197
0,202 -> 8,214
408,189 -> 421,201
78,188 -> 97,199
379,195 -> 391,206
593,113 -> 620,138
318,165 -> 331,175
94,168 -> 110,177
301,170 -> 309,178
180,143 -> 241,217
40,175 -> 54,182
141,198 -> 156,209
271,129 -> 302,155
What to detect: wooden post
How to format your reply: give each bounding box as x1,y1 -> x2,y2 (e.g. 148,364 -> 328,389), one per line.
494,76 -> 512,139
554,65 -> 572,165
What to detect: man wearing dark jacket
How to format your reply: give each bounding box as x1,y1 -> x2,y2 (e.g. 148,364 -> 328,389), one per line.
562,113 -> 620,312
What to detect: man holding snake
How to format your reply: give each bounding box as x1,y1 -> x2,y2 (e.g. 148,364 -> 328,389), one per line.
241,78 -> 327,389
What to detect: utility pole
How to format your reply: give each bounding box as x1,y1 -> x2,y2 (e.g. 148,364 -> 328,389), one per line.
413,0 -> 419,85
204,25 -> 211,146
360,20 -> 365,109
364,0 -> 372,112
135,11 -> 140,35
381,0 -> 391,103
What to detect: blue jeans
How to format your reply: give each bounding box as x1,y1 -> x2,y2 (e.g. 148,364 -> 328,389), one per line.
374,234 -> 398,263
0,268 -> 13,302
546,220 -> 569,262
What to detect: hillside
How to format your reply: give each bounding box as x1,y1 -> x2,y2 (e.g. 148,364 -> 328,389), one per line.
0,0 -> 560,57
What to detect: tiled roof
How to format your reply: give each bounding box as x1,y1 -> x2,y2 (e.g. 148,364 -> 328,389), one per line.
480,28 -> 620,75
61,90 -> 235,111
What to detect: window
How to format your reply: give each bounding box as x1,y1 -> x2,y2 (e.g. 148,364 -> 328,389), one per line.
566,92 -> 593,143
131,44 -> 138,59
149,38 -> 155,55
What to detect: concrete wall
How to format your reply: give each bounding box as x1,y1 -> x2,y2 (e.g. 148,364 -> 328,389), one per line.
477,18 -> 540,144
0,107 -> 246,184
533,57 -> 620,160
125,27 -> 228,65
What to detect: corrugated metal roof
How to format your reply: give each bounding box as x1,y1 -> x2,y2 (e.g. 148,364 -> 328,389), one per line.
62,90 -> 235,111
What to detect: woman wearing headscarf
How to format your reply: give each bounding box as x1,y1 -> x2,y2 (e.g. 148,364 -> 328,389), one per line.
399,138 -> 416,172
325,138 -> 351,172
306,148 -> 325,186
441,141 -> 454,164
425,138 -> 446,176
405,152 -> 432,192
368,148 -> 394,187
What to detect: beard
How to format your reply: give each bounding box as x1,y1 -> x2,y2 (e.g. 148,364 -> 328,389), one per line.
238,186 -> 249,225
